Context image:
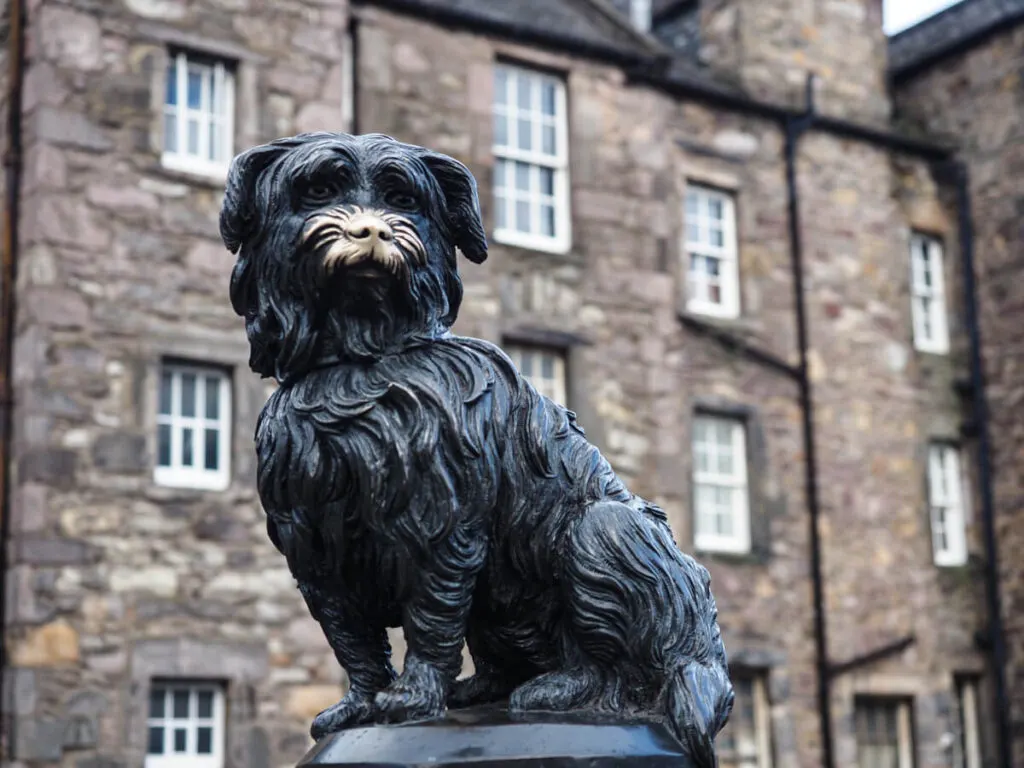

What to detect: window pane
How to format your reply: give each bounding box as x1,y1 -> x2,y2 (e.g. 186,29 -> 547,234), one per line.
494,113 -> 508,147
540,354 -> 554,379
541,82 -> 556,115
204,429 -> 219,471
174,728 -> 187,753
709,198 -> 723,221
516,200 -> 530,233
686,192 -> 699,216
542,124 -> 556,155
516,75 -> 531,110
157,424 -> 172,468
149,689 -> 166,718
148,726 -> 164,755
163,113 -> 177,154
495,193 -> 507,229
515,162 -> 530,192
173,690 -> 190,718
517,118 -> 532,151
539,167 -> 554,196
187,68 -> 203,109
181,428 -> 194,467
687,221 -> 701,243
540,205 -> 555,237
165,62 -> 177,106
197,726 -> 213,754
519,351 -> 534,377
181,374 -> 196,417
711,227 -> 724,247
159,371 -> 174,415
205,377 -> 220,420
494,160 -> 507,190
197,690 -> 214,719
717,447 -> 734,475
494,68 -> 508,106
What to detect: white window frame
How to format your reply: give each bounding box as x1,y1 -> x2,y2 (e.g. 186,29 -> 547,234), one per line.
856,698 -> 915,768
154,363 -> 232,492
717,672 -> 773,768
505,344 -> 568,406
492,63 -> 571,254
692,414 -> 750,554
928,443 -> 968,567
910,233 -> 950,354
955,678 -> 982,768
630,0 -> 653,31
145,682 -> 225,768
162,51 -> 236,180
684,185 -> 741,318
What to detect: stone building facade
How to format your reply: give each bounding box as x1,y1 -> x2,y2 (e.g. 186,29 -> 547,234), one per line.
891,2 -> 1024,765
0,1 -> 1016,767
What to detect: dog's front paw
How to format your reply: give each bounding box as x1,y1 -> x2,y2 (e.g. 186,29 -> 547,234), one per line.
310,689 -> 377,740
374,657 -> 447,724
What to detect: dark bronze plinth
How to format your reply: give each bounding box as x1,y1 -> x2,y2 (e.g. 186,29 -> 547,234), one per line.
297,706 -> 695,767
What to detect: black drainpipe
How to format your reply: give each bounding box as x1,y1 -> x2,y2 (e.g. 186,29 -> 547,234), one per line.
348,13 -> 361,134
0,0 -> 26,753
949,160 -> 1011,768
784,76 -> 835,768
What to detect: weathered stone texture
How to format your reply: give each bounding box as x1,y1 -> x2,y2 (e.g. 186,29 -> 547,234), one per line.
351,6 -> 981,767
0,0 -> 1003,767
895,23 -> 1024,766
697,0 -> 892,122
5,0 -> 353,765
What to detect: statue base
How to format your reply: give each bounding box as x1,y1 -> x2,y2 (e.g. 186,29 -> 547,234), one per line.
297,705 -> 694,767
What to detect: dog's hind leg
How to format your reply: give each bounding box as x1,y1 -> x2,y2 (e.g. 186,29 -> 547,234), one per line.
375,524 -> 486,723
298,581 -> 397,739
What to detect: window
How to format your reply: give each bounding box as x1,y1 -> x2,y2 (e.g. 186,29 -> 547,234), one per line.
505,345 -> 567,406
718,672 -> 773,768
955,678 -> 982,768
155,363 -> 232,491
685,185 -> 740,318
692,414 -> 750,553
492,64 -> 570,253
910,234 -> 949,353
630,0 -> 653,31
163,51 -> 235,178
855,698 -> 915,768
146,682 -> 225,768
928,443 -> 968,567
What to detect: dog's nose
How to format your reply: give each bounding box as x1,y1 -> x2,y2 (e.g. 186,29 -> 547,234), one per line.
345,215 -> 393,244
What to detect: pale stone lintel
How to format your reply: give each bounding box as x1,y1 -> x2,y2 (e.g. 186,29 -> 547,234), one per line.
135,22 -> 270,64
131,637 -> 269,683
678,157 -> 743,193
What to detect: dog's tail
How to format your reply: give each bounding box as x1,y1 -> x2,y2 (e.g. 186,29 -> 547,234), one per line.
660,658 -> 734,768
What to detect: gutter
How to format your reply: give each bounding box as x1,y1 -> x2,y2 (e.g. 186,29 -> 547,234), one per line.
0,0 -> 25,755
944,160 -> 1012,768
783,76 -> 835,768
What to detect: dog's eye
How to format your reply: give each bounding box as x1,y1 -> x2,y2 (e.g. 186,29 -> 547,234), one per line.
384,190 -> 417,210
301,182 -> 340,206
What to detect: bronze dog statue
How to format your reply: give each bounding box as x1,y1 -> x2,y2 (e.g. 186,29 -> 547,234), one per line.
221,132 -> 733,766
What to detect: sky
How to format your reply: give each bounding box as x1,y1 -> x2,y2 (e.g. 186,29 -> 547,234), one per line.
884,0 -> 963,34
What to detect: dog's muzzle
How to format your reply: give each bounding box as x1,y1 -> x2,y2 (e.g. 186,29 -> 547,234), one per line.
302,205 -> 427,276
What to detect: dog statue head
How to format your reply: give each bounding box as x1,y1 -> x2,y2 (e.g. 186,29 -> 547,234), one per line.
220,132 -> 488,382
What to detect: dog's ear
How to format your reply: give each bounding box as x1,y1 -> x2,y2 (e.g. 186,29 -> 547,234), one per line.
220,142 -> 292,254
420,151 -> 488,264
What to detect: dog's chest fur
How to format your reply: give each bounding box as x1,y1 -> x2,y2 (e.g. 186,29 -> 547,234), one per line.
254,338 -> 519,590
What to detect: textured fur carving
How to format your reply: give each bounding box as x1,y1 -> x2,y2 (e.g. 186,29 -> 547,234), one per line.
222,132 -> 733,766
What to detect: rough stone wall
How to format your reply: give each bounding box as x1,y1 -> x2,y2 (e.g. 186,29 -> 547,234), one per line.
895,24 -> 1024,766
356,6 -> 983,767
0,1 -> 998,768
4,0 -> 352,766
698,0 -> 891,122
